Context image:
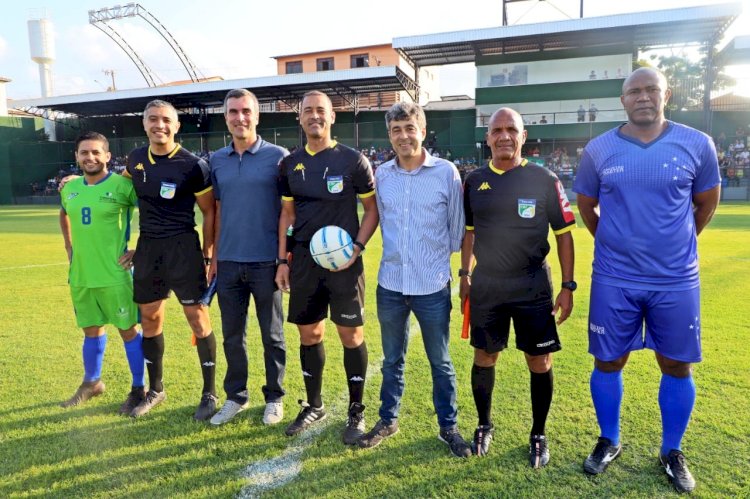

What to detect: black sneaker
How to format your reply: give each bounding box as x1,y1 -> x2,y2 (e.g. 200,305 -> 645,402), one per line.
660,450 -> 696,493
118,387 -> 146,415
472,424 -> 495,456
60,380 -> 105,408
284,400 -> 326,436
358,419 -> 399,449
194,392 -> 218,421
130,389 -> 166,418
438,426 -> 472,458
529,434 -> 550,468
342,402 -> 366,445
583,437 -> 622,475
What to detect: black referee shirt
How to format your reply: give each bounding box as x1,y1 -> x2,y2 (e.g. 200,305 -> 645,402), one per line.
125,144 -> 212,238
464,159 -> 575,277
280,142 -> 374,242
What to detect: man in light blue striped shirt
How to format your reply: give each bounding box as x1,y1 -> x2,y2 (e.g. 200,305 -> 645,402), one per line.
358,102 -> 471,457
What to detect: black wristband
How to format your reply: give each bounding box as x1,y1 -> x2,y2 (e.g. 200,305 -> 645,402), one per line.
276,258 -> 289,265
353,240 -> 365,252
203,257 -> 212,266
458,269 -> 471,277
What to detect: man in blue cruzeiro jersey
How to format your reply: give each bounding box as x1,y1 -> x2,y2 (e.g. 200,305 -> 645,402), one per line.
574,67 -> 720,493
357,102 -> 472,457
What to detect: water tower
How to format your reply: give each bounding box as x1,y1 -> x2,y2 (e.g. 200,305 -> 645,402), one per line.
28,13 -> 56,140
0,77 -> 10,116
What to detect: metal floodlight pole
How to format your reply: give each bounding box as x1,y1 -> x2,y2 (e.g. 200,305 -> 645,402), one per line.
88,3 -> 202,83
502,0 -> 585,25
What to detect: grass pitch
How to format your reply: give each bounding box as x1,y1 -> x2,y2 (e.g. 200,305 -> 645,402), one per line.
0,203 -> 748,498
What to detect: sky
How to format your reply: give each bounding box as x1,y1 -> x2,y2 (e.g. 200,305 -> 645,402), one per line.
1,0 -> 748,102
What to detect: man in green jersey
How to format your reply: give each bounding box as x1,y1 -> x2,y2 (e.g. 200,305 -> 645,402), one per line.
59,131 -> 146,413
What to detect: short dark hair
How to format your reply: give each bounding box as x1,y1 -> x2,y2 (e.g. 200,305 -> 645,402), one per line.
143,99 -> 178,118
301,90 -> 332,108
75,131 -> 109,152
385,102 -> 426,130
223,89 -> 259,113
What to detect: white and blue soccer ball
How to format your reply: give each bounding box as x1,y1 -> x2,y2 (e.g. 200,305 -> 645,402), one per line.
309,225 -> 354,270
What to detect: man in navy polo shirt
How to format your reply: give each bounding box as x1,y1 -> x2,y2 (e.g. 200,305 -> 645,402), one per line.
208,89 -> 289,426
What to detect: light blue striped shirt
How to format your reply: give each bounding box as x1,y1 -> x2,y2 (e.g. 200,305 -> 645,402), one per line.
375,149 -> 464,295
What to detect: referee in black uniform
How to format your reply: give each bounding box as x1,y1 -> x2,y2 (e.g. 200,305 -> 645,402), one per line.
460,107 -> 576,466
275,91 -> 379,444
123,99 -> 218,420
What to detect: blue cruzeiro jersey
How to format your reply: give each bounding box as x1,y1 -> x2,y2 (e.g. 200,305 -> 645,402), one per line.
573,121 -> 720,290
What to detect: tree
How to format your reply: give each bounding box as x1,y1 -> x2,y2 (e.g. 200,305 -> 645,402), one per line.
647,50 -> 735,111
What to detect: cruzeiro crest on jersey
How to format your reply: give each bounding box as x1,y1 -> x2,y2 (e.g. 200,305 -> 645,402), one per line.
518,198 -> 536,218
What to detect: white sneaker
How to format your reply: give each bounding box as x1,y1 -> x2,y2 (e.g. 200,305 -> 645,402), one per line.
209,400 -> 249,426
263,401 -> 284,425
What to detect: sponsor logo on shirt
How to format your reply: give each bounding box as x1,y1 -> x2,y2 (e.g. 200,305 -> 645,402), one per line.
294,163 -> 305,172
340,313 -> 358,319
555,181 -> 576,223
327,175 -> 344,194
536,340 -> 555,348
518,198 -> 536,218
99,192 -> 117,203
478,182 -> 491,191
135,163 -> 145,171
601,165 -> 624,176
590,323 -> 606,335
66,192 -> 79,200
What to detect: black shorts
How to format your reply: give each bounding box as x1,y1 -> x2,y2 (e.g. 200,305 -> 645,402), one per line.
287,245 -> 365,327
469,269 -> 561,355
132,231 -> 207,305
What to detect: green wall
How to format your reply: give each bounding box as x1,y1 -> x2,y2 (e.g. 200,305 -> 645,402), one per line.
476,44 -> 634,66
0,116 -> 45,203
476,79 -> 623,105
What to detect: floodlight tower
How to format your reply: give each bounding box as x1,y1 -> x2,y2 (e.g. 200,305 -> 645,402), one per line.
28,13 -> 56,140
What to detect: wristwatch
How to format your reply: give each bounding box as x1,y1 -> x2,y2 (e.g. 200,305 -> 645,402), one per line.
276,258 -> 289,266
561,280 -> 577,291
458,269 -> 471,278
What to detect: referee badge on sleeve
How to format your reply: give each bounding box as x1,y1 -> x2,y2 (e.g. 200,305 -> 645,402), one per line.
518,198 -> 536,218
327,175 -> 344,194
160,182 -> 177,199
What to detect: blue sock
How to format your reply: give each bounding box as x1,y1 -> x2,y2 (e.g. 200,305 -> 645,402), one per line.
82,334 -> 107,382
590,367 -> 623,445
124,331 -> 146,388
659,373 -> 696,456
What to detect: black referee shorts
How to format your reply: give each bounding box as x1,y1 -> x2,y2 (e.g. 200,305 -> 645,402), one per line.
469,268 -> 561,356
287,245 -> 365,327
132,231 -> 207,305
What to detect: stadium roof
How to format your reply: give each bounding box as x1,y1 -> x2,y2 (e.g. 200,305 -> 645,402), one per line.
11,66 -> 417,117
393,3 -> 742,67
718,35 -> 750,65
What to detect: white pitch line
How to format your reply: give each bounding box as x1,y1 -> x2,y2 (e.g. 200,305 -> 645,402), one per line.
238,312 -> 429,498
0,262 -> 66,271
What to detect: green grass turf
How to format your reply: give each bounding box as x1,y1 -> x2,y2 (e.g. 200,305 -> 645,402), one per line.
0,203 -> 748,498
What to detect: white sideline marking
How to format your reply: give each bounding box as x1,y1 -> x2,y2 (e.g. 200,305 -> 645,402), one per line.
238,312 -> 430,498
0,262 -> 66,271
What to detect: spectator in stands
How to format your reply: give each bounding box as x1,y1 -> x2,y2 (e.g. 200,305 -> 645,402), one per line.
540,116 -> 548,124
589,103 -> 599,122
589,70 -> 597,80
578,105 -> 586,123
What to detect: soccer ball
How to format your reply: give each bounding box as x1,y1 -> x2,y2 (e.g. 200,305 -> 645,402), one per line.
309,225 -> 354,270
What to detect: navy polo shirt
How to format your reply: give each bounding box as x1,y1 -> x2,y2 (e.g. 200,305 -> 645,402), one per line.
210,136 -> 289,262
